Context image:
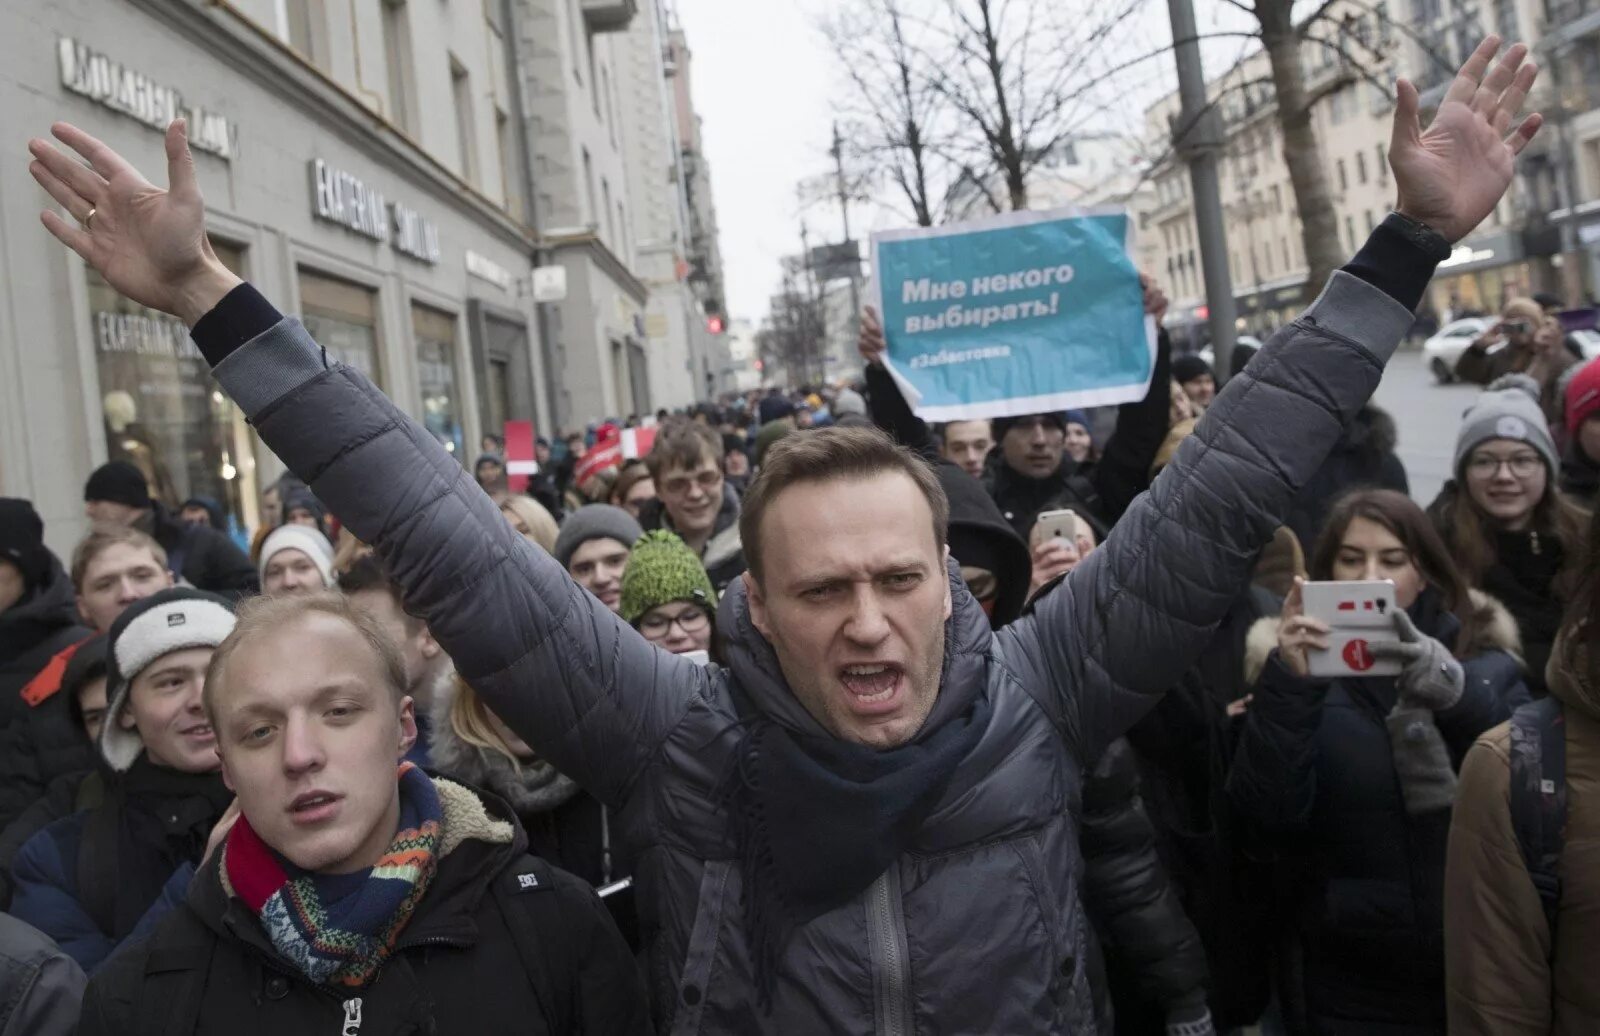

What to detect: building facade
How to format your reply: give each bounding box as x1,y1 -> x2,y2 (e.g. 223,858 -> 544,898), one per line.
2,0 -> 541,555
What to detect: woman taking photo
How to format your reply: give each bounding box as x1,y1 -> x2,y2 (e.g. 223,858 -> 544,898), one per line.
1430,375 -> 1588,693
1228,489 -> 1528,1034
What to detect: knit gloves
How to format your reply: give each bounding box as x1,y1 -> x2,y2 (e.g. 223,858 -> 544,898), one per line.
1373,609 -> 1464,711
1166,1004 -> 1215,1036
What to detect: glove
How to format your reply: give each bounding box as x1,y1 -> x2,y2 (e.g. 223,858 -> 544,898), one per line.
1386,706 -> 1459,814
1371,609 -> 1463,711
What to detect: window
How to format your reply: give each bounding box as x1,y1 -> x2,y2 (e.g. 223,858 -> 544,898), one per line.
1365,209 -> 1376,233
90,243 -> 258,534
569,0 -> 585,84
412,304 -> 463,457
383,0 -> 417,133
602,67 -> 616,147
1344,216 -> 1356,252
1377,144 -> 1388,182
283,0 -> 326,68
1281,238 -> 1290,269
451,57 -> 479,185
496,108 -> 521,220
583,148 -> 596,227
300,270 -> 382,385
1337,159 -> 1348,192
602,178 -> 614,246
1356,152 -> 1368,185
618,202 -> 628,263
1270,185 -> 1282,214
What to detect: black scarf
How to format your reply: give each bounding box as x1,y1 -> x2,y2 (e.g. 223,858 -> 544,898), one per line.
720,667 -> 992,1006
78,754 -> 232,940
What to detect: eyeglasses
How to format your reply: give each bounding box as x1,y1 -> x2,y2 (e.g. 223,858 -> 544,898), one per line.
1466,452 -> 1543,479
638,607 -> 710,639
661,469 -> 722,497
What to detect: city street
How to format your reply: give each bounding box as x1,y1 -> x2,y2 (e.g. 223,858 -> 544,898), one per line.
1374,346 -> 1480,508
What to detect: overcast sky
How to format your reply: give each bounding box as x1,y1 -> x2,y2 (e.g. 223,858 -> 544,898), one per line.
672,0 -> 1260,324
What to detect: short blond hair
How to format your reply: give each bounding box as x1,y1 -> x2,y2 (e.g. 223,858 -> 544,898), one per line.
500,496 -> 560,553
203,591 -> 408,726
71,527 -> 167,590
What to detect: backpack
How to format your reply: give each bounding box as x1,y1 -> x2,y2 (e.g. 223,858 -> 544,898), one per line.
123,854 -> 576,1035
1507,695 -> 1568,948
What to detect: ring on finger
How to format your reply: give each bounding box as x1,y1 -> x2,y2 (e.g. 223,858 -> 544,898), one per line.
81,206 -> 97,230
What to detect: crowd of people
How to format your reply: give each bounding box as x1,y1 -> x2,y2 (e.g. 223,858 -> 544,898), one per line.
0,33 -> 1591,1036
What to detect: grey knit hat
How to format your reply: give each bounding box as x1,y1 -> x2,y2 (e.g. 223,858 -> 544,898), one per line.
553,505 -> 644,570
1453,374 -> 1559,478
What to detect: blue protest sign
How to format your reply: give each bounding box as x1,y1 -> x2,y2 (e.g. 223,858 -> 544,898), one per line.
870,208 -> 1155,421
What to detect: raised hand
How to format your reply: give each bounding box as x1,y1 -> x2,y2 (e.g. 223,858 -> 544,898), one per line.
1276,578 -> 1330,679
1371,609 -> 1464,710
859,305 -> 887,367
1391,36 -> 1542,243
29,120 -> 240,326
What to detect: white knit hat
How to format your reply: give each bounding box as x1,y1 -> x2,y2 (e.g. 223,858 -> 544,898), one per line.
258,524 -> 337,589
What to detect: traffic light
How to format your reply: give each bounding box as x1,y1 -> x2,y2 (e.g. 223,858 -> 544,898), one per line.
706,315 -> 726,334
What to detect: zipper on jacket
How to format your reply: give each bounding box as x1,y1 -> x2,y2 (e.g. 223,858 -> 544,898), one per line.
865,867 -> 912,1036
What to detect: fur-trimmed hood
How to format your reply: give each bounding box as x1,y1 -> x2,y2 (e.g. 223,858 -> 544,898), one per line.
1244,588 -> 1523,687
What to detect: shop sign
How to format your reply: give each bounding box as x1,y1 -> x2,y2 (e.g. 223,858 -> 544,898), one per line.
58,38 -> 238,161
1440,244 -> 1497,269
466,250 -> 513,292
532,265 -> 568,303
311,160 -> 439,264
94,311 -> 203,360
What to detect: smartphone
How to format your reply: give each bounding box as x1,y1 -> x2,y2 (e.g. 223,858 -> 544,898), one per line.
1503,320 -> 1533,336
678,649 -> 710,666
1300,580 -> 1403,679
1030,509 -> 1095,550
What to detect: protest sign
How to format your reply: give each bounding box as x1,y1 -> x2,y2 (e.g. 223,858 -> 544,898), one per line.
870,207 -> 1155,421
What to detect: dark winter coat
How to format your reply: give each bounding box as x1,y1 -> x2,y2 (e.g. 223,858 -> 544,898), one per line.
0,913 -> 85,1036
136,500 -> 257,599
77,778 -> 650,1036
0,642 -> 99,847
1227,592 -> 1527,1034
0,770 -> 103,910
1282,405 -> 1410,550
938,460 -> 1032,627
1559,440 -> 1600,510
0,555 -> 86,727
1082,737 -> 1209,1035
202,267 -> 1407,1032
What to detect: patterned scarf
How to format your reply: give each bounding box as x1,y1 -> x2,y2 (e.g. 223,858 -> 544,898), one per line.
222,762 -> 442,988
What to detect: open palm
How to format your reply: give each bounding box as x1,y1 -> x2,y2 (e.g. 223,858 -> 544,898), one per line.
28,120 -> 239,324
1391,37 -> 1541,243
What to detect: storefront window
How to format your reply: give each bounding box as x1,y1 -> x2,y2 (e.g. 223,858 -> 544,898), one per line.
89,243 -> 257,538
412,304 -> 464,457
299,270 -> 382,384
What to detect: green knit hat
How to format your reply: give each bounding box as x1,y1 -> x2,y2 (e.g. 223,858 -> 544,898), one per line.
619,530 -> 718,625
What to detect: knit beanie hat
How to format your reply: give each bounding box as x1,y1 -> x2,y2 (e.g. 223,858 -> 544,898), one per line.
1454,374 -> 1559,478
755,420 -> 795,468
553,505 -> 644,570
1566,359 -> 1600,438
992,413 -> 1066,442
1062,409 -> 1093,439
758,396 -> 796,425
0,498 -> 51,594
1172,354 -> 1215,386
619,530 -> 717,625
833,388 -> 868,417
102,587 -> 237,772
83,460 -> 151,510
258,524 -> 337,589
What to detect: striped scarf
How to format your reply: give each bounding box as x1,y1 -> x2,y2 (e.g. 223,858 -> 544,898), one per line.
222,762 -> 442,988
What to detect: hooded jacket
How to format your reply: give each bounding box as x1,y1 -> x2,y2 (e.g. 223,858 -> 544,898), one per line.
189,258 -> 1410,1033
1282,405 -> 1410,549
1443,632 -> 1600,1035
1228,590 -> 1527,1034
77,777 -> 650,1036
136,500 -> 258,599
0,554 -> 87,725
937,461 -> 1031,627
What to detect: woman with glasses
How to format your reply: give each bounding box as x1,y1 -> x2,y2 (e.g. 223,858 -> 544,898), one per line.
1429,375 -> 1590,694
620,531 -> 718,661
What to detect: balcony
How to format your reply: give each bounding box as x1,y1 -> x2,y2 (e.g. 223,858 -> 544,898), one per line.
581,0 -> 637,33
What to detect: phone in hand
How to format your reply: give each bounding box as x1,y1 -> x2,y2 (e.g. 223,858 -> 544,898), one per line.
1300,580 -> 1403,679
1503,319 -> 1533,336
1030,509 -> 1095,550
678,649 -> 710,666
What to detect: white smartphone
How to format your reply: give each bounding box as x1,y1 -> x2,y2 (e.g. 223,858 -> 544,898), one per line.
1030,508 -> 1096,550
678,649 -> 710,666
1300,579 -> 1403,678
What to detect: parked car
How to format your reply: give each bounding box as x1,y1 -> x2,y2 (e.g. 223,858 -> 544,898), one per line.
1423,318 -> 1491,383
1197,335 -> 1263,371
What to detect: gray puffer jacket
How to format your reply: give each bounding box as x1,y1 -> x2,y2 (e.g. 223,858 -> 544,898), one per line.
209,272 -> 1407,1034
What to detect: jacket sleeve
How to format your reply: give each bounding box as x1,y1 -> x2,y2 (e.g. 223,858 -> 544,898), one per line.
194,529 -> 259,598
863,362 -> 940,461
1444,727 -> 1550,1036
0,723 -> 45,846
2,950 -> 84,1036
1079,739 -> 1209,1011
565,881 -> 653,1035
1226,655 -> 1328,832
1089,327 -> 1173,525
1454,343 -> 1497,385
8,826 -> 114,974
996,270 -> 1407,765
205,314 -> 705,808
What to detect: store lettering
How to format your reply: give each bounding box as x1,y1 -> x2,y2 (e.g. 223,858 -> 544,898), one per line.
94,311 -> 202,360
58,39 -> 238,160
311,161 -> 440,264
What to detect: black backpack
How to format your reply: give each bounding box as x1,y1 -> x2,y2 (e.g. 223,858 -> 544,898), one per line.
123,854 -> 576,1035
1507,696 -> 1568,946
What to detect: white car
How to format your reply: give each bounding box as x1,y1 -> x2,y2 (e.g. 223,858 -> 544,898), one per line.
1423,318 -> 1490,383
1197,335 -> 1263,371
